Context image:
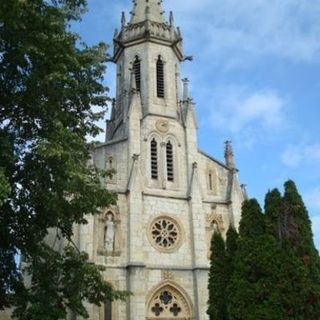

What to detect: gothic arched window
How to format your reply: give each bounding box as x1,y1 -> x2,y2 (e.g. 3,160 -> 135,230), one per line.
166,141 -> 174,181
208,172 -> 213,191
156,56 -> 165,98
133,55 -> 141,92
151,138 -> 158,180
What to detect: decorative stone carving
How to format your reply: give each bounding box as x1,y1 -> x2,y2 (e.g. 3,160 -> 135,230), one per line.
98,207 -> 122,256
162,270 -> 174,280
155,119 -> 169,133
146,282 -> 192,319
148,216 -> 183,253
104,213 -> 115,251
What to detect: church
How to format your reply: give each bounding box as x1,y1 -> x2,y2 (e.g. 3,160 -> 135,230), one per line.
78,0 -> 246,319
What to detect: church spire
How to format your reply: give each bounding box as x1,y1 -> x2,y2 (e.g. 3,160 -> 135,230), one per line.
130,0 -> 166,24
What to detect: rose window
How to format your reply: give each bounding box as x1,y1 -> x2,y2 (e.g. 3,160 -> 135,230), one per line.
150,217 -> 181,252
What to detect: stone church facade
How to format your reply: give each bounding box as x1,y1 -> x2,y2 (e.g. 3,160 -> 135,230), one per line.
76,1 -> 245,319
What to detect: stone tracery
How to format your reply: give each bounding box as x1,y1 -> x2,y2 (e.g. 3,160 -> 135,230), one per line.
147,283 -> 192,319
149,216 -> 182,252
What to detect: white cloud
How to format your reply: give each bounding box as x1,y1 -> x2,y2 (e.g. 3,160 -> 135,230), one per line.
281,144 -> 320,168
208,86 -> 287,147
164,0 -> 320,66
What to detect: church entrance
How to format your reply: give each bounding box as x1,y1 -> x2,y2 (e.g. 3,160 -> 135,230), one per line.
146,282 -> 192,320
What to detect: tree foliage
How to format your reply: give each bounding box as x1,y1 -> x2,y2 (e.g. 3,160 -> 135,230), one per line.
0,0 -> 127,318
207,231 -> 228,320
228,200 -> 283,320
225,225 -> 238,281
208,181 -> 320,320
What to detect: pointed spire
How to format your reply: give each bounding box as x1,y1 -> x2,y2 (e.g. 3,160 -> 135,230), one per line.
169,11 -> 174,27
130,0 -> 166,24
224,141 -> 235,169
121,12 -> 126,28
182,78 -> 189,101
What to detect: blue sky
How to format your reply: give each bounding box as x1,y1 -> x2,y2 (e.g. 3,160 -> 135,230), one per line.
74,0 -> 320,249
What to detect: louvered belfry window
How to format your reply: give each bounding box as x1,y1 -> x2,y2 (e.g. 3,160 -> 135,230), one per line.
156,56 -> 165,98
166,141 -> 174,181
151,138 -> 158,179
133,56 -> 141,92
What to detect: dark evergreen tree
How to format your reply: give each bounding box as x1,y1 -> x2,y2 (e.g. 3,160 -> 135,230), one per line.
207,231 -> 228,320
228,199 -> 284,320
265,188 -> 283,241
263,181 -> 320,319
282,180 -> 320,318
265,187 -> 307,319
225,225 -> 238,280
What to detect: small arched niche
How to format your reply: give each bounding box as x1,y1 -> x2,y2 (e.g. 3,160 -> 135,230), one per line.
97,207 -> 122,257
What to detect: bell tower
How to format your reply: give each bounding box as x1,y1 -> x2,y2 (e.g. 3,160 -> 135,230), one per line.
106,0 -> 184,141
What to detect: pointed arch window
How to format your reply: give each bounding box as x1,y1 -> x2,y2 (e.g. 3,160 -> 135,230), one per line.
156,56 -> 165,98
133,55 -> 141,92
166,141 -> 174,181
209,172 -> 213,191
151,138 -> 158,180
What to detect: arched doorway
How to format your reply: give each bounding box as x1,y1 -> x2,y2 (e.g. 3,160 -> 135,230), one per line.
146,281 -> 193,320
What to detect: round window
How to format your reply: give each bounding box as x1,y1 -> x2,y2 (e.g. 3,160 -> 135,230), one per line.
149,216 -> 182,252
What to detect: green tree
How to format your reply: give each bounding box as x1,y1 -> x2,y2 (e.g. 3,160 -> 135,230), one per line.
0,0 -> 126,318
282,180 -> 320,318
225,225 -> 238,280
207,231 -> 229,320
228,199 -> 283,320
265,188 -> 282,241
264,188 -> 306,319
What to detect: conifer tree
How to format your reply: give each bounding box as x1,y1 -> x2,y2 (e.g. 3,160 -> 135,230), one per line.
282,180 -> 320,318
228,199 -> 283,320
207,231 -> 228,320
225,225 -> 238,279
265,188 -> 282,241
265,188 -> 306,319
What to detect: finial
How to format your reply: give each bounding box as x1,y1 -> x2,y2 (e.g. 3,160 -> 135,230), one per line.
121,12 -> 126,28
224,140 -> 235,169
169,11 -> 174,27
182,78 -> 189,101
113,28 -> 118,38
177,27 -> 181,37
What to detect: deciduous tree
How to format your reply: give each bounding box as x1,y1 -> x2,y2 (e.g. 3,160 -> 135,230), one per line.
0,0 -> 126,318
